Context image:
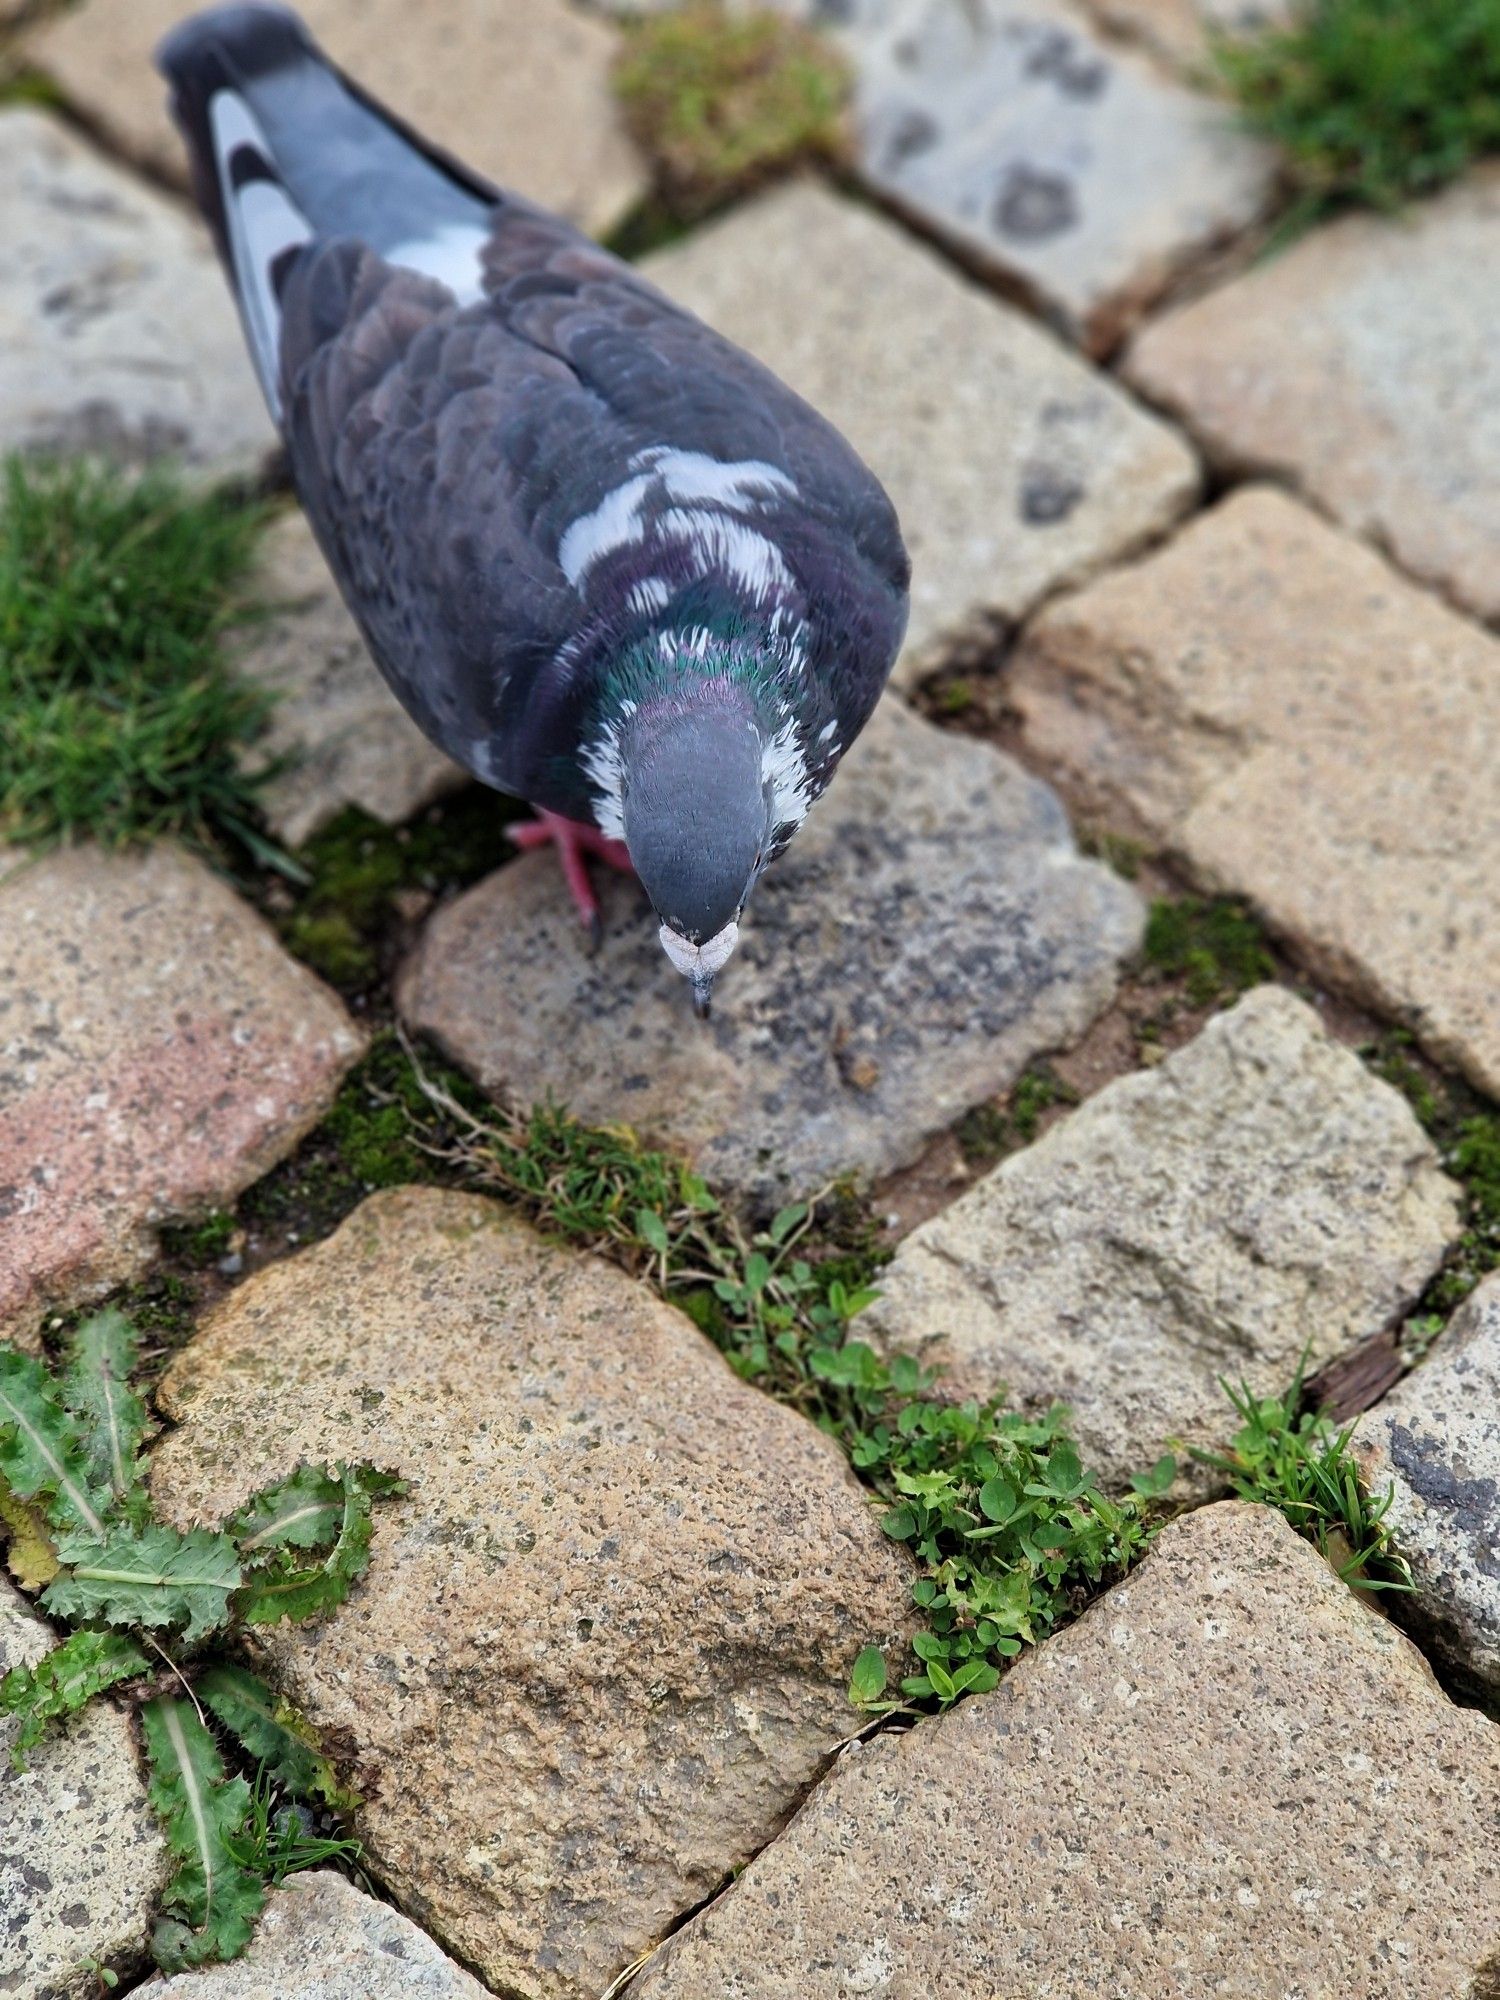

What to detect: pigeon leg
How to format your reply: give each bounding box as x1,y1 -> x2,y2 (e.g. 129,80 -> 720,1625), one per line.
508,810 -> 635,946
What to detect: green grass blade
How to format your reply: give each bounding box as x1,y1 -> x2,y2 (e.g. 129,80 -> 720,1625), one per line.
0,1348 -> 106,1535
60,1307 -> 148,1508
142,1696 -> 265,1969
195,1664 -> 356,1811
42,1523 -> 242,1645
0,1628 -> 149,1765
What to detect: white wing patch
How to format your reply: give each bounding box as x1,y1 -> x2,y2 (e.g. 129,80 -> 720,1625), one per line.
209,91 -> 311,420
632,448 -> 795,510
558,451 -> 800,603
383,220 -> 489,306
558,473 -> 655,589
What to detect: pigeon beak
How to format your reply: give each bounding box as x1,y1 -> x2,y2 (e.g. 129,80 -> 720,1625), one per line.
657,920 -> 740,1018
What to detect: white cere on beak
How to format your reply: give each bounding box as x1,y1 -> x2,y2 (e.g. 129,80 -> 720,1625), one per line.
658,921 -> 740,983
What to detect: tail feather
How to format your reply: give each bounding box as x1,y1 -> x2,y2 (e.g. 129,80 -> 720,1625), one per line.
156,4 -> 496,419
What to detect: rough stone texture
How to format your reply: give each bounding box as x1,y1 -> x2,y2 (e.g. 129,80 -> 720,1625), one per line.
27,0 -> 644,237
826,0 -> 1274,353
0,108 -> 276,478
235,512 -> 464,848
644,182 -> 1199,691
633,1502 -> 1500,2000
1079,0 -> 1293,71
1127,168 -> 1500,624
134,1871 -> 490,2000
0,843 -> 363,1345
399,698 -> 1143,1209
148,1188 -> 915,2000
1012,487 -> 1500,1098
866,987 -> 1461,1489
1,1578 -> 166,2000
1355,1275 -> 1500,1703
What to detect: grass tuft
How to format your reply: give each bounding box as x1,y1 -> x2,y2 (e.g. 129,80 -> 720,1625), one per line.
614,1 -> 850,219
0,457 -> 272,857
1216,0 -> 1500,222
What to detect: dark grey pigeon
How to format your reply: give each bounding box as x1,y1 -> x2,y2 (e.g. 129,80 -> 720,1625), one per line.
158,4 -> 910,1013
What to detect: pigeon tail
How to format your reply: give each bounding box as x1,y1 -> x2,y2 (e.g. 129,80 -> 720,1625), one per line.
156,4 -> 495,415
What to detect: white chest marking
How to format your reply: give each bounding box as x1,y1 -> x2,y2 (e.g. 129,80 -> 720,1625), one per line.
382,221 -> 489,306
558,474 -> 656,589
558,451 -> 800,598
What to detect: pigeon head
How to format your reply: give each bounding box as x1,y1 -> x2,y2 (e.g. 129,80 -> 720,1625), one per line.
619,698 -> 772,1018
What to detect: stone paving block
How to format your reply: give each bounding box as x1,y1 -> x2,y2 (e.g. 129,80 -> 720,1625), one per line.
644,181 -> 1199,691
1013,486 -> 1500,1097
1355,1274 -> 1500,1703
147,1187 -> 915,2000
826,0 -> 1275,353
27,0 -> 645,238
2,1578 -> 166,2000
1127,168 -> 1500,624
0,108 -> 276,479
235,512 -> 465,849
865,987 -> 1462,1489
134,1869 -> 490,1999
1079,0 -> 1293,72
632,1502 -> 1500,2000
398,698 -> 1144,1210
0,843 -> 363,1345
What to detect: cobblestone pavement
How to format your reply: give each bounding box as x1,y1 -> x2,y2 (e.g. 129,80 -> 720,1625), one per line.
3,2 -> 1500,1995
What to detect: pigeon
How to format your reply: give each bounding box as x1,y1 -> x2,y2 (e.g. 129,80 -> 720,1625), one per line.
158,4 -> 910,1014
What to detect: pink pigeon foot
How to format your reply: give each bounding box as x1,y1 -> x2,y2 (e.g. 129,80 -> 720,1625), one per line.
508,809 -> 635,948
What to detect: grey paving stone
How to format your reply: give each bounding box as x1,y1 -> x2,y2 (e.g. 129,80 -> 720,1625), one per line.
0,108 -> 275,478
398,698 -> 1144,1209
631,1503 -> 1500,2000
148,1187 -> 915,2000
643,181 -> 1199,692
1012,486 -> 1500,1098
1355,1274 -> 1500,1703
866,987 -> 1462,1490
1127,167 -> 1500,625
1,1579 -> 166,2000
235,512 -> 465,849
133,1870 -> 490,1999
26,0 -> 645,237
0,843 -> 363,1345
810,0 -> 1275,353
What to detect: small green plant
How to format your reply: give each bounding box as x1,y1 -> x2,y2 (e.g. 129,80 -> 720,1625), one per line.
0,1310 -> 400,1970
614,1 -> 850,218
1192,1361 -> 1410,1590
1143,894 -> 1276,1007
956,1066 -> 1077,1168
407,1045 -> 1174,1712
0,457 -> 280,863
1216,0 -> 1500,222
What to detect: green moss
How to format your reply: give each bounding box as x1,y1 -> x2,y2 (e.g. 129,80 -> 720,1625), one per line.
614,1 -> 850,218
278,789 -> 520,991
158,1211 -> 236,1268
0,457 -> 273,856
1367,1030 -> 1500,1312
1143,895 -> 1276,1007
0,67 -> 67,111
957,1067 -> 1077,1168
1215,0 -> 1500,223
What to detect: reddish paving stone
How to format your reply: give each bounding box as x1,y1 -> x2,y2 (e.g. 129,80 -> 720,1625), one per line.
0,843 -> 362,1344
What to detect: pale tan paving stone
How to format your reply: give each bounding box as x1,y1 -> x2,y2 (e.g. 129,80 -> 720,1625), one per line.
397,697 -> 1145,1209
25,0 -> 646,238
0,842 -> 363,1345
864,986 -> 1462,1490
1355,1273 -> 1500,1702
1,1579 -> 167,2000
1011,485 -> 1500,1096
631,1503 -> 1500,2000
1126,167 -> 1500,623
234,511 -> 465,849
133,1870 -> 491,1999
0,108 -> 275,479
147,1186 -> 916,2000
643,180 -> 1200,693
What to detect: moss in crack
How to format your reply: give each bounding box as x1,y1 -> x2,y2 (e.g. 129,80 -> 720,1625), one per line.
956,1066 -> 1078,1171
1142,895 -> 1276,1009
274,788 -> 521,993
1366,1030 -> 1500,1314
